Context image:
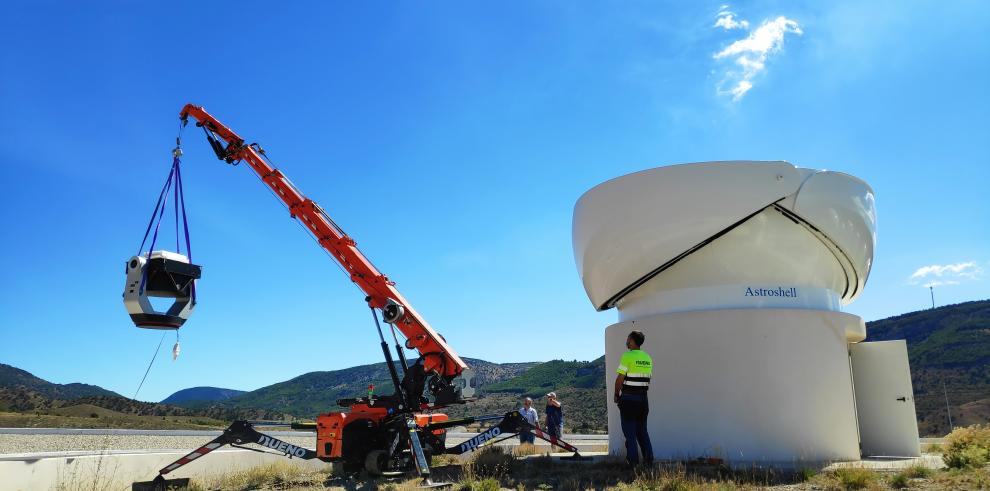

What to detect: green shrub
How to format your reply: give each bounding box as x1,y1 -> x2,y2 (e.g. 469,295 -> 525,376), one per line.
888,472 -> 910,489
902,464 -> 932,479
796,467 -> 817,482
943,424 -> 990,469
818,467 -> 878,490
466,446 -> 514,479
459,477 -> 500,491
628,469 -> 701,491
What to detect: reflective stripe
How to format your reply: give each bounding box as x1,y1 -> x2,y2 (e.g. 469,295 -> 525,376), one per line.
623,380 -> 650,386
616,364 -> 628,374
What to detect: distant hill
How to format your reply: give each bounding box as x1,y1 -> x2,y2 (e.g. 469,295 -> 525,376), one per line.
0,365 -> 289,427
193,357 -> 538,418
483,357 -> 605,395
0,363 -> 121,400
866,299 -> 990,436
162,387 -> 246,405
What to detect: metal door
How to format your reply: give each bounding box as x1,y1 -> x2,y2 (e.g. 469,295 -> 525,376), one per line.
850,340 -> 921,457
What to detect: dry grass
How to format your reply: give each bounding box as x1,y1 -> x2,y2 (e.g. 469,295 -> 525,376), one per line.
931,466 -> 990,489
173,452 -> 982,491
810,467 -> 881,491
462,445 -> 517,480
195,461 -> 325,490
512,443 -> 544,457
52,453 -> 122,491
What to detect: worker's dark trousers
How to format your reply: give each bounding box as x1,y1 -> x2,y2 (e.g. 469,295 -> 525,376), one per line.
618,393 -> 653,465
519,430 -> 535,444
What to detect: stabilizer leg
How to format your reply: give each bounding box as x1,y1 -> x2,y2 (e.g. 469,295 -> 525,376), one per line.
407,418 -> 451,488
133,420 -> 319,489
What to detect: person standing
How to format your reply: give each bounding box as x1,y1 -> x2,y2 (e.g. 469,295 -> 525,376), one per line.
613,330 -> 654,466
544,392 -> 564,439
518,397 -> 538,444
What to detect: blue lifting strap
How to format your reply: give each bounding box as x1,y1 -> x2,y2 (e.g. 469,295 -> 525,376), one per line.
136,156 -> 193,298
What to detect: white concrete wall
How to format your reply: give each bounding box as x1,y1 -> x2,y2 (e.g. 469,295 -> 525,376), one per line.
0,448 -> 330,491
605,308 -> 864,467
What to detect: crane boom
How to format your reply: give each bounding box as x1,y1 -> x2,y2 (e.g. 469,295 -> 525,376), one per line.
178,104 -> 467,379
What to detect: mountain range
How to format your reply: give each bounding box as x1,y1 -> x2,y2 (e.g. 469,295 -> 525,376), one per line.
161,386 -> 246,405
0,363 -> 121,400
2,299 -> 988,435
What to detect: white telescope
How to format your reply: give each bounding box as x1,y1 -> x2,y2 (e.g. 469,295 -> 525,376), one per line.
573,161 -> 919,466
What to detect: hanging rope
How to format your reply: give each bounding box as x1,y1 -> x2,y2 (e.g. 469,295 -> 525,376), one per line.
132,332 -> 167,400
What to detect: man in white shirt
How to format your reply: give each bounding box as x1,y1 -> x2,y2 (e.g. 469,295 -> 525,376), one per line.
519,397 -> 539,444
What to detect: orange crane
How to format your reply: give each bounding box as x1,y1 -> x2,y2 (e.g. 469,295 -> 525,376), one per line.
133,105 -> 584,490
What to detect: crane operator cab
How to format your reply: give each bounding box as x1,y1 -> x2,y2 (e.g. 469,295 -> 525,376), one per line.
124,250 -> 201,329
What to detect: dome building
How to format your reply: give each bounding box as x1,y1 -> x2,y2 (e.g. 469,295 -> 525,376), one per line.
572,161 -> 920,466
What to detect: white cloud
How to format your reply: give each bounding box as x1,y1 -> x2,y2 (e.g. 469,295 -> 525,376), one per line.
909,261 -> 983,287
910,261 -> 982,280
923,280 -> 959,288
712,15 -> 803,101
729,80 -> 752,99
715,7 -> 749,30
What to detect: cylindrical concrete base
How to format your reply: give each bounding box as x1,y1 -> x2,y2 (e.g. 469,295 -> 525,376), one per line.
605,308 -> 864,467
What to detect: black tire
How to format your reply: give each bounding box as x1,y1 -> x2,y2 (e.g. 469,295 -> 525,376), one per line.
341,419 -> 379,473
364,449 -> 388,475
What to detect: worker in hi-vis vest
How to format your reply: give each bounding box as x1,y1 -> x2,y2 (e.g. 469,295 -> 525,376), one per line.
613,330 -> 654,466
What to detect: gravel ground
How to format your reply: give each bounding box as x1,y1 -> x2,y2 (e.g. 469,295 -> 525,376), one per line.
0,434 -> 316,454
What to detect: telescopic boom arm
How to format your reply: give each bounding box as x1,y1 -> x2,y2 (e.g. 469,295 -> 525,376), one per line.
178,104 -> 468,380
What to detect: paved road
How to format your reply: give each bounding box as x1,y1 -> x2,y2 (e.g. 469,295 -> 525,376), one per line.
0,427 -> 608,456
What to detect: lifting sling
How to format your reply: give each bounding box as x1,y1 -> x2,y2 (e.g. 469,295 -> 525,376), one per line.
123,150 -> 201,329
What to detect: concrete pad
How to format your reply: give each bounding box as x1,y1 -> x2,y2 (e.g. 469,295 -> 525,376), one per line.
826,454 -> 945,471
0,448 -> 330,491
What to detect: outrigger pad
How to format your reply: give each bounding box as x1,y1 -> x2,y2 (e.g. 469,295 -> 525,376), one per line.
560,453 -> 593,461
132,475 -> 190,491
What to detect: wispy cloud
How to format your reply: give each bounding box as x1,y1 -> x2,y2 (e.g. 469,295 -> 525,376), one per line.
712,11 -> 802,101
922,280 -> 959,288
714,6 -> 749,30
908,261 -> 983,287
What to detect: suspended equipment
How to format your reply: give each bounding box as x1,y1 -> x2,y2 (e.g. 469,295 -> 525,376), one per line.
123,150 -> 201,329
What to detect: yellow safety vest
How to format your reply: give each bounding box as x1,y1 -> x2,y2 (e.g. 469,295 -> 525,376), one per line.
617,349 -> 653,394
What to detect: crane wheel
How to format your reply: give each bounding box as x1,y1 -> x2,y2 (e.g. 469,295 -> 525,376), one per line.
364,449 -> 388,475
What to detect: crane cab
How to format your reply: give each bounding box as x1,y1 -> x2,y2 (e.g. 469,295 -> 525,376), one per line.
123,250 -> 201,329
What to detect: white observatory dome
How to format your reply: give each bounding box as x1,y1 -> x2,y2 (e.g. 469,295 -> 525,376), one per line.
573,161 -> 876,319
573,161 -> 914,466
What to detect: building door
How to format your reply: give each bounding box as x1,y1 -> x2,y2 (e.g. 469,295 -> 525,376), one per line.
850,340 -> 921,457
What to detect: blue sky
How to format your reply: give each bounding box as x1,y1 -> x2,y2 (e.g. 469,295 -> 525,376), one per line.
1,1 -> 987,403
